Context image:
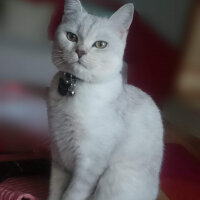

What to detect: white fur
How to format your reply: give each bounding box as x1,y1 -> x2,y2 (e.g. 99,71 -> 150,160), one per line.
48,1 -> 163,200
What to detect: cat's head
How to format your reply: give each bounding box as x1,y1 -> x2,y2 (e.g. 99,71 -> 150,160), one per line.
53,0 -> 134,82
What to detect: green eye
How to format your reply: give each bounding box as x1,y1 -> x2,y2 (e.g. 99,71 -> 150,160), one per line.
67,32 -> 78,42
93,41 -> 108,49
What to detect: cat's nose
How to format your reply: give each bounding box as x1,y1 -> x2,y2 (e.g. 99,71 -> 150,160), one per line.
76,49 -> 86,58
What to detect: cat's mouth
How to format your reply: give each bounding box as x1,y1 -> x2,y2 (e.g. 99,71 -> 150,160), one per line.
77,60 -> 88,69
68,59 -> 88,69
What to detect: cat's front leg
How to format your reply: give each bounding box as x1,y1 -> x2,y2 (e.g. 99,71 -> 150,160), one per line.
48,163 -> 71,200
62,157 -> 106,200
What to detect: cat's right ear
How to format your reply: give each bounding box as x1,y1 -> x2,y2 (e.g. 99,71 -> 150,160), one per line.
62,0 -> 86,21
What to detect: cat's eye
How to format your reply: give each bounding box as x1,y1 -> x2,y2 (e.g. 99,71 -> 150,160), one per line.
67,32 -> 78,42
93,41 -> 108,49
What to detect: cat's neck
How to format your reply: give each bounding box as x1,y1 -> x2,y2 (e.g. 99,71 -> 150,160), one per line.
50,72 -> 123,107
75,74 -> 123,104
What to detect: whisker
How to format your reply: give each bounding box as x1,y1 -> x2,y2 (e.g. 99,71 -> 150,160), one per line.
53,51 -> 63,53
53,55 -> 62,58
54,50 -> 63,53
53,53 -> 63,55
54,60 -> 66,65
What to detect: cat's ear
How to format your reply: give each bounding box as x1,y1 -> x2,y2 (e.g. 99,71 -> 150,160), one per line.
63,0 -> 86,20
109,3 -> 134,38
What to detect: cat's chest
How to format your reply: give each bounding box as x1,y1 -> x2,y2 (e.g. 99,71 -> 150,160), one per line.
50,81 -> 114,129
48,77 -> 123,168
49,93 -> 112,147
50,94 -> 111,137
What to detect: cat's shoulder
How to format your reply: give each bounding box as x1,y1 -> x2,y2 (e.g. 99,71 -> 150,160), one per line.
123,84 -> 151,102
122,84 -> 160,113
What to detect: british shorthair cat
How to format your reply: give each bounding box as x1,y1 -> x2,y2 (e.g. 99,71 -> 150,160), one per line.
48,1 -> 163,200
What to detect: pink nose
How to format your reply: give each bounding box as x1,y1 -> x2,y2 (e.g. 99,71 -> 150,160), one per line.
76,49 -> 86,58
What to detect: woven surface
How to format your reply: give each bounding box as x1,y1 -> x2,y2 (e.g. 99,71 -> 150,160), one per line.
0,176 -> 48,200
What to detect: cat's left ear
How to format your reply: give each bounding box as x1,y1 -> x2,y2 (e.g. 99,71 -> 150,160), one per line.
109,3 -> 134,39
63,0 -> 87,21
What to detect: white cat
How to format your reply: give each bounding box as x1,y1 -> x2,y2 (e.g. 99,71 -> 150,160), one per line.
48,0 -> 163,200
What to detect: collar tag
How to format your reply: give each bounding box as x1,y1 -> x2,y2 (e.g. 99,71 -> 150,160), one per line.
58,72 -> 77,96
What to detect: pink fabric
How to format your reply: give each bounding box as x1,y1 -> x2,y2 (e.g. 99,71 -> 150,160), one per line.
0,176 -> 49,200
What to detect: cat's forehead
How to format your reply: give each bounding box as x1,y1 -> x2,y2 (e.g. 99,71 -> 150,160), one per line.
70,14 -> 113,39
78,15 -> 99,34
79,14 -> 111,37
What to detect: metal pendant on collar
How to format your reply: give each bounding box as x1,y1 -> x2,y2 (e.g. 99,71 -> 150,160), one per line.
58,72 -> 77,96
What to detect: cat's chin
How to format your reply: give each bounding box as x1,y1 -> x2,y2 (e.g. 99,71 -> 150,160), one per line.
72,63 -> 93,80
56,62 -> 91,81
65,61 -> 88,71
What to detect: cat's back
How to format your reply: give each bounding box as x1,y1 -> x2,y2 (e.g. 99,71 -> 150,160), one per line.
122,84 -> 161,119
119,83 -> 163,139
109,84 -> 163,166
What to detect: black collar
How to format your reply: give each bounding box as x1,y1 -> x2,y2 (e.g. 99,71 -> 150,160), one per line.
58,72 -> 78,96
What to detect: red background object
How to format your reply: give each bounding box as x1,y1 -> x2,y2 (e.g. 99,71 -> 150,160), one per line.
125,13 -> 178,105
161,144 -> 200,200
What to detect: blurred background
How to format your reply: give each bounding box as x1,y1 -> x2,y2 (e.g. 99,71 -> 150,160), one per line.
0,0 -> 199,200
